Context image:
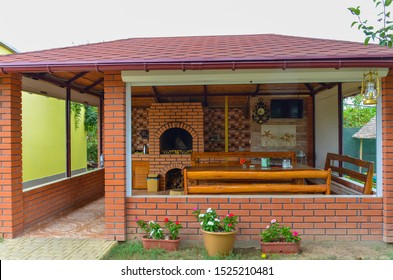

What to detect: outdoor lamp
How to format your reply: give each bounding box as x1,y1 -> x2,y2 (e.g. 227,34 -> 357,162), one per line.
361,70 -> 381,105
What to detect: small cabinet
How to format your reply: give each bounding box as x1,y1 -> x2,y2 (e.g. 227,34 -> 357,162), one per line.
132,161 -> 150,189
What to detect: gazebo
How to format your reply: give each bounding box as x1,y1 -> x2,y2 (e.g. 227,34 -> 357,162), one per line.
0,34 -> 392,243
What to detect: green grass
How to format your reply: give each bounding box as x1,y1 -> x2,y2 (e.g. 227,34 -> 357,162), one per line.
103,240 -> 393,260
104,241 -> 262,260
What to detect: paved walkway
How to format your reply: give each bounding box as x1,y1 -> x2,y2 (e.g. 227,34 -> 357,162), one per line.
0,198 -> 117,260
0,237 -> 117,260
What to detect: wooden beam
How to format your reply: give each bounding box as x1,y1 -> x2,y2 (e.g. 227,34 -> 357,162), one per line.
203,85 -> 208,107
304,83 -> 315,94
152,86 -> 161,103
80,77 -> 104,94
23,73 -> 103,97
67,72 -> 88,84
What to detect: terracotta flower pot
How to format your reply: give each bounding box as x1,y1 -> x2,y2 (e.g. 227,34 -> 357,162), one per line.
201,229 -> 236,257
159,238 -> 181,251
259,240 -> 301,254
141,237 -> 181,251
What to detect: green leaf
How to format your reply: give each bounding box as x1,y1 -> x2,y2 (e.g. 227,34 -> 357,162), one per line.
348,7 -> 361,16
385,0 -> 393,7
351,21 -> 358,27
365,37 -> 371,46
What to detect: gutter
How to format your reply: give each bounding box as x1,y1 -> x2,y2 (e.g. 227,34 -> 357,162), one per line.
1,59 -> 393,73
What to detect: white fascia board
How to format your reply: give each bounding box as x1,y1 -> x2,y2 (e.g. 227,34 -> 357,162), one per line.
122,68 -> 389,86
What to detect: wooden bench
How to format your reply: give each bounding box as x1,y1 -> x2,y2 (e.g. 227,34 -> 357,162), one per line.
191,151 -> 297,166
183,165 -> 331,195
313,153 -> 374,195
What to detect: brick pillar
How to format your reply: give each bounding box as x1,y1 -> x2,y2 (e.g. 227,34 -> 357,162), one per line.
382,69 -> 393,243
103,71 -> 127,241
0,73 -> 23,238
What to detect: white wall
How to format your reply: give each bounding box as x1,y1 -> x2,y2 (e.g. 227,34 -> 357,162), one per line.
315,86 -> 339,169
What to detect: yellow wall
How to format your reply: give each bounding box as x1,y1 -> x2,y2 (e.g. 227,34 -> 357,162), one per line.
0,45 -> 13,55
2,43 -> 88,183
22,92 -> 87,182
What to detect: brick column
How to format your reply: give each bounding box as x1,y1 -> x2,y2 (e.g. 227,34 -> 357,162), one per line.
103,71 -> 127,241
382,69 -> 393,243
0,73 -> 23,238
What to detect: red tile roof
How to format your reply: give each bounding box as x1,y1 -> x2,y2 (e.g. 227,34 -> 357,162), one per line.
1,34 -> 393,72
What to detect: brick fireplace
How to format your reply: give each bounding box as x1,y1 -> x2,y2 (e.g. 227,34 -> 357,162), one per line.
132,103 -> 204,191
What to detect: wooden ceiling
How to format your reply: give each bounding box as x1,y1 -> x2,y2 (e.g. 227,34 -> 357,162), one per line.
21,71 -> 339,108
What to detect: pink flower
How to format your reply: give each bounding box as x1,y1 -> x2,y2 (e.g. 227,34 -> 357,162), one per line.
164,218 -> 169,223
271,219 -> 277,224
193,207 -> 198,211
293,231 -> 298,236
266,225 -> 270,229
135,218 -> 139,222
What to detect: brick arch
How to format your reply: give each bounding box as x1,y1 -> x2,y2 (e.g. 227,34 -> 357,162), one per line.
155,122 -> 198,139
154,121 -> 200,150
159,162 -> 185,175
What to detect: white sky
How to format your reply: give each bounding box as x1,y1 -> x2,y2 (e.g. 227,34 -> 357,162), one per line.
0,0 -> 383,52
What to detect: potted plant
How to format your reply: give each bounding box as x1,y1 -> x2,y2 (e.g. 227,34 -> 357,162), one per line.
135,217 -> 182,251
192,207 -> 238,256
259,219 -> 301,254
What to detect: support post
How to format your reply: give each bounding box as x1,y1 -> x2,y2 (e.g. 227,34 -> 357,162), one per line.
225,95 -> 229,152
66,86 -> 71,177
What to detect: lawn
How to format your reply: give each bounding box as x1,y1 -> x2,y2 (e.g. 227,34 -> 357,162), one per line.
104,240 -> 393,260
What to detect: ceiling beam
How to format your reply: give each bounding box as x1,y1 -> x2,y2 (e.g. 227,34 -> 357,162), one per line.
152,86 -> 161,103
304,83 -> 315,94
244,95 -> 250,118
203,85 -> 208,107
23,72 -> 103,97
67,72 -> 88,84
80,77 -> 104,94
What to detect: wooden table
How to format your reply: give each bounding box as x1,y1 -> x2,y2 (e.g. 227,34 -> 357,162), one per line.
183,164 -> 331,195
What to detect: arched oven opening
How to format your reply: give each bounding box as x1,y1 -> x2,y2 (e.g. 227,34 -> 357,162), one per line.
165,168 -> 183,190
160,128 -> 192,154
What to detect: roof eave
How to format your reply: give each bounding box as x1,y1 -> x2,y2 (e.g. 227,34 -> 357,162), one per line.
1,58 -> 393,73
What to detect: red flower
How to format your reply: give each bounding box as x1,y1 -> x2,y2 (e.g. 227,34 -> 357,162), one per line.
228,224 -> 233,227
164,217 -> 169,223
176,221 -> 180,225
239,159 -> 246,165
227,213 -> 234,217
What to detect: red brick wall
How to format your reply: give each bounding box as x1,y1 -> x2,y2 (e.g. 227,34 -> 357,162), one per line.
382,70 -> 393,242
23,169 -> 104,229
0,73 -> 23,238
104,71 -> 127,241
126,196 -> 383,241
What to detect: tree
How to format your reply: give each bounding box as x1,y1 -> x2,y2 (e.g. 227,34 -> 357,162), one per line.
349,0 -> 393,47
343,94 -> 376,128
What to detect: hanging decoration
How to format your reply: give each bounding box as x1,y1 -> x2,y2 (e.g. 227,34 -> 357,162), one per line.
252,98 -> 270,124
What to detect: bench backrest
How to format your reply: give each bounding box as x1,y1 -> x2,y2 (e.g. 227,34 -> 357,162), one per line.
324,153 -> 374,194
191,151 -> 296,166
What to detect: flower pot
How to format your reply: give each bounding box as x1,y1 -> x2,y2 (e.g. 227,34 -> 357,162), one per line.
141,237 -> 161,250
259,240 -> 301,254
159,238 -> 181,251
201,229 -> 236,256
141,237 -> 181,251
